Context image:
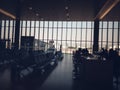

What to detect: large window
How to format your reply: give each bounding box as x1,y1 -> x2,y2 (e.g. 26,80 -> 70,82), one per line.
0,20 -> 94,53
99,21 -> 120,53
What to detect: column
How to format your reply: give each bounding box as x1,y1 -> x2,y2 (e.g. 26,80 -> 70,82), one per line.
93,19 -> 99,53
0,20 -> 1,39
14,0 -> 21,49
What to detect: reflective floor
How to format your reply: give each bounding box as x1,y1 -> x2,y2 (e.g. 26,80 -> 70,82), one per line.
0,54 -> 118,90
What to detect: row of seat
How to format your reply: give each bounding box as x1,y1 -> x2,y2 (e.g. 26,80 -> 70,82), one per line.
0,48 -> 59,82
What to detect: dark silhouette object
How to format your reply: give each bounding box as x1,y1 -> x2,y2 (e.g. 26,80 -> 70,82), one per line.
100,48 -> 109,60
109,49 -> 120,89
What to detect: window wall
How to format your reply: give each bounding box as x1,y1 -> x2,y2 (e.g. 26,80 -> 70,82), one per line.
0,20 -> 15,48
99,21 -> 120,54
0,20 -> 94,53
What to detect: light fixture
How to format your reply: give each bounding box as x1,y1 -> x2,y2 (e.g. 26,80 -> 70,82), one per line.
36,13 -> 39,16
65,6 -> 69,10
95,0 -> 120,20
28,7 -> 33,10
0,8 -> 16,19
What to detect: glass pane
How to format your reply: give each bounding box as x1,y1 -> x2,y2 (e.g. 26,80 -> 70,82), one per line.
35,28 -> 39,39
67,29 -> 71,40
48,28 -> 52,40
108,22 -> 113,28
76,29 -> 81,41
58,21 -> 62,28
22,28 -> 25,36
108,29 -> 112,42
114,29 -> 118,42
54,21 -> 57,27
23,21 -> 26,27
99,21 -> 102,28
103,22 -> 107,28
82,29 -> 86,40
5,27 -> 8,39
72,29 -> 76,41
39,28 -> 43,39
49,21 -> 52,27
2,20 -> 4,26
77,22 -> 81,28
10,20 -> 13,26
114,21 -> 118,28
58,28 -> 62,40
99,29 -> 102,42
27,21 -> 30,27
72,22 -> 76,28
63,21 -> 66,28
87,29 -> 91,41
103,29 -> 107,42
82,21 -> 86,28
26,28 -> 30,36
87,22 -> 92,28
62,28 -> 66,40
31,28 -> 34,36
6,20 -> 9,26
53,28 -> 57,40
44,28 -> 48,40
45,21 -> 48,27
36,21 -> 39,27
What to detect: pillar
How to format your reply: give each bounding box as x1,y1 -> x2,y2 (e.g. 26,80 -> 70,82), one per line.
14,0 -> 21,49
93,19 -> 99,53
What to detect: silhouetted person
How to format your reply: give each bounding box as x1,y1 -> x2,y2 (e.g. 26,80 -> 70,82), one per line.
109,49 -> 119,85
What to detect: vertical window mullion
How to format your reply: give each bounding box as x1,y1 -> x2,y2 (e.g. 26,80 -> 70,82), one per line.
71,22 -> 72,49
0,20 -> 2,39
29,20 -> 31,36
112,22 -> 114,49
80,22 -> 82,48
20,20 -> 23,37
12,20 -> 14,45
43,21 -> 45,41
52,21 -> 54,40
8,20 -> 10,40
118,22 -> 120,50
66,22 -> 68,53
4,20 -> 6,39
8,20 -> 10,48
34,20 -> 36,39
61,22 -> 63,45
101,21 -> 103,49
106,22 -> 109,50
47,21 -> 49,48
56,22 -> 58,50
85,21 -> 87,48
91,21 -> 93,53
38,21 -> 41,50
75,21 -> 77,49
25,21 -> 27,36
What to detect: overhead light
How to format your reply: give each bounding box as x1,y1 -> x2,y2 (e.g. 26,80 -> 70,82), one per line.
36,13 -> 39,16
95,0 -> 120,20
66,13 -> 69,16
65,6 -> 69,10
0,8 -> 16,19
28,7 -> 32,10
41,18 -> 44,20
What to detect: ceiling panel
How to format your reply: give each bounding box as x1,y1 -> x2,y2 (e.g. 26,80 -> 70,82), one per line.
0,0 -> 120,21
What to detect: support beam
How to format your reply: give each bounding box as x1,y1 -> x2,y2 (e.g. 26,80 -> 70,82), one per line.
0,20 -> 1,39
95,0 -> 120,20
14,0 -> 21,49
0,8 -> 16,19
93,19 -> 99,53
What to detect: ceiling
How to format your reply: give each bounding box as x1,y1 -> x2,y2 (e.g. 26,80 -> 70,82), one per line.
0,0 -> 120,21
